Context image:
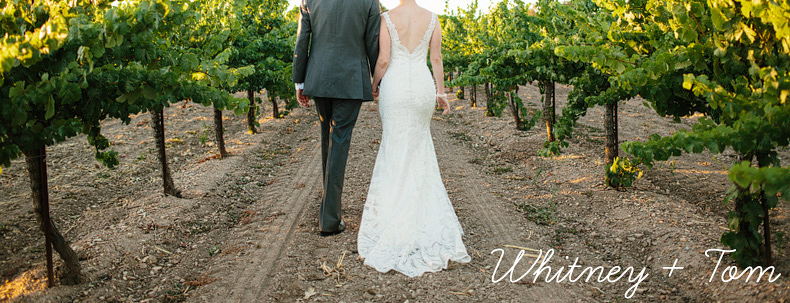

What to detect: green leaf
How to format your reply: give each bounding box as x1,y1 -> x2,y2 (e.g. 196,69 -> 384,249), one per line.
11,109 -> 28,126
142,86 -> 157,100
710,6 -> 727,29
614,62 -> 626,74
92,45 -> 106,58
9,82 -> 25,98
45,95 -> 55,120
675,60 -> 692,70
59,83 -> 81,104
729,162 -> 753,188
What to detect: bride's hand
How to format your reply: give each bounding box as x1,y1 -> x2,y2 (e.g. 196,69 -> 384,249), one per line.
436,94 -> 450,116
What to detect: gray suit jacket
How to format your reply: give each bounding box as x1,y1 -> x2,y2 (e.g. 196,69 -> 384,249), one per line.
292,0 -> 380,101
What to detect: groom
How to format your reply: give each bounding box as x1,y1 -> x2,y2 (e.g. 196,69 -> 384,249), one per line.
292,0 -> 381,236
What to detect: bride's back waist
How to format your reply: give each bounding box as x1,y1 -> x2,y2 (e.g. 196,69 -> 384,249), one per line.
389,57 -> 428,64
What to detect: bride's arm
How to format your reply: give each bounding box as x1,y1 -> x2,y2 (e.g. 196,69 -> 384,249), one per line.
429,15 -> 449,115
372,18 -> 391,97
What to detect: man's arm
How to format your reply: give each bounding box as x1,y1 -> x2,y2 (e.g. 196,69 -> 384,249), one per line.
364,0 -> 381,77
293,1 -> 311,106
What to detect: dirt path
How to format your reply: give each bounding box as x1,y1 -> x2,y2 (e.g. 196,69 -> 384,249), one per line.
189,102 -> 593,302
191,142 -> 322,302
2,84 -> 788,302
432,117 -> 589,302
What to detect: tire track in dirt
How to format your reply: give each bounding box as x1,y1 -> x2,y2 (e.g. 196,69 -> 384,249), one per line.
191,142 -> 322,303
432,118 -> 585,302
432,120 -> 525,249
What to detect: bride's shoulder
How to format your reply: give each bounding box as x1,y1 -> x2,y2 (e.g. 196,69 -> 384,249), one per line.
415,7 -> 436,22
382,7 -> 397,16
411,6 -> 433,17
384,7 -> 433,20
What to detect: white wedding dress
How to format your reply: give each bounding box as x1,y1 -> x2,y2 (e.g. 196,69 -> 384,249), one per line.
357,12 -> 471,277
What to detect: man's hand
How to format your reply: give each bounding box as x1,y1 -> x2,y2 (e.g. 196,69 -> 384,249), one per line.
297,89 -> 310,107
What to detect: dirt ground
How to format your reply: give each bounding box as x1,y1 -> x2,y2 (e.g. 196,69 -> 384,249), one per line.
1,83 -> 788,303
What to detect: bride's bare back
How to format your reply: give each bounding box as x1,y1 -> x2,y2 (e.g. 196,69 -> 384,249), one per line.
384,6 -> 434,53
371,2 -> 446,112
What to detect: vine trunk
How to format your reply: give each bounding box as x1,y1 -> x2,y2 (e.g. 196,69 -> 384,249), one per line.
471,85 -> 477,107
247,89 -> 258,134
214,108 -> 228,158
151,109 -> 181,197
542,80 -> 556,142
270,96 -> 280,119
604,101 -> 619,166
508,91 -> 522,130
24,147 -> 81,286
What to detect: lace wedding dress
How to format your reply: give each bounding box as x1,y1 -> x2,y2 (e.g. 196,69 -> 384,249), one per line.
357,12 -> 471,277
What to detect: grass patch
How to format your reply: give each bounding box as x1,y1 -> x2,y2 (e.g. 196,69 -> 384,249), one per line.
227,211 -> 243,224
226,209 -> 256,224
185,221 -> 213,236
514,202 -> 557,226
491,166 -> 513,174
776,232 -> 786,250
208,245 -> 221,256
271,149 -> 291,155
163,283 -> 189,303
468,158 -> 484,165
257,154 -> 274,160
198,123 -> 210,145
447,131 -> 472,142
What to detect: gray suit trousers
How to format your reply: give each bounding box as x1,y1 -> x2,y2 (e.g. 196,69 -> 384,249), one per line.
314,98 -> 362,232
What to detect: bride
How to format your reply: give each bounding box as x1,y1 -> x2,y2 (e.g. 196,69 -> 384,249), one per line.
357,0 -> 471,277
